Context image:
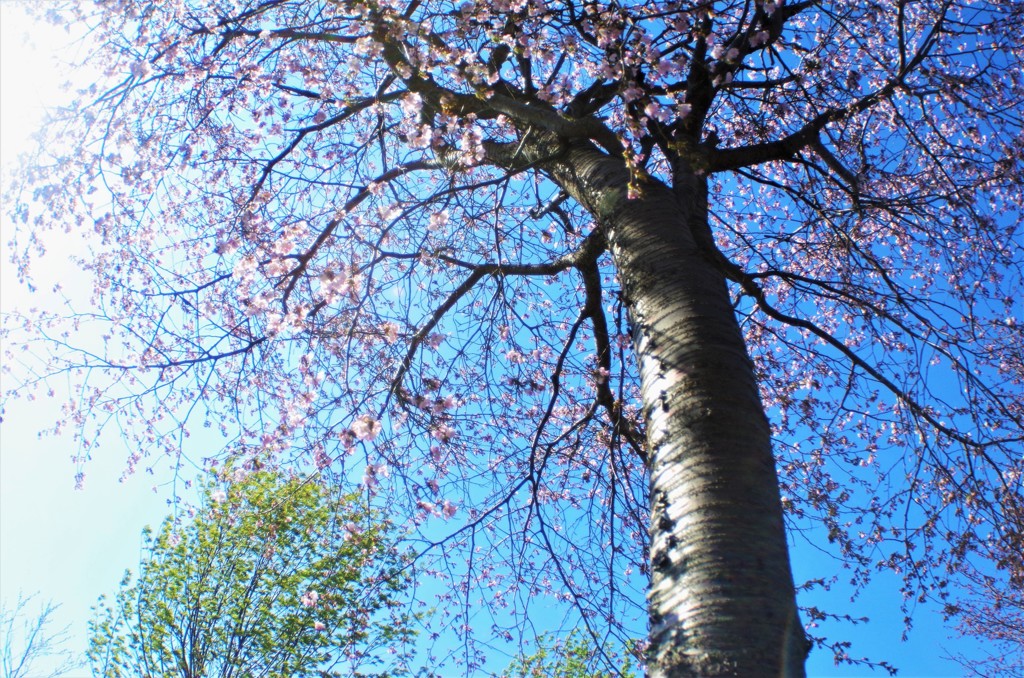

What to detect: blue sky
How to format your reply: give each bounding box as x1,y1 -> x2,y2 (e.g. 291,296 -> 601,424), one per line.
0,3 -> 995,676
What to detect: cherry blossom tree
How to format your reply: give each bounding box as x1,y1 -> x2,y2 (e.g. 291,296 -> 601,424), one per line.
4,1 -> 1023,675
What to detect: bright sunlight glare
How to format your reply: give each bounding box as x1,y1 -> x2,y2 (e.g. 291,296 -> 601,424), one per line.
2,5 -> 169,675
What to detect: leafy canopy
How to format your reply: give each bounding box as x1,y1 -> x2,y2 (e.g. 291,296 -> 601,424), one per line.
500,632 -> 640,678
88,469 -> 418,678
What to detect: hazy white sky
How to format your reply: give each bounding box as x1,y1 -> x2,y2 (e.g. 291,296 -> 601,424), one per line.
1,4 -> 172,673
0,3 -> 993,676
2,2 -> 67,170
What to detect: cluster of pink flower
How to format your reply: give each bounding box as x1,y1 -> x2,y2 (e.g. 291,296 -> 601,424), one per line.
416,498 -> 458,520
351,415 -> 382,442
300,589 -> 319,607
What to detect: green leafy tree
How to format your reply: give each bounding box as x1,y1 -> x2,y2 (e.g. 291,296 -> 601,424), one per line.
88,469 -> 417,678
501,632 -> 639,678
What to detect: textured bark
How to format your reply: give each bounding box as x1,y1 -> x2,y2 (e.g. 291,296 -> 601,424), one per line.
547,142 -> 809,676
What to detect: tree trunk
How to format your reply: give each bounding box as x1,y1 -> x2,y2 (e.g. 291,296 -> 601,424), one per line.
548,142 -> 809,676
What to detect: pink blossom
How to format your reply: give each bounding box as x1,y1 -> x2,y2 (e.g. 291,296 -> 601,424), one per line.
381,322 -> 400,343
351,415 -> 382,441
621,85 -> 643,102
428,210 -> 449,231
656,60 -> 677,78
232,255 -> 258,282
214,238 -> 239,256
400,92 -> 424,120
431,424 -> 457,443
318,268 -> 349,303
313,446 -> 331,470
596,26 -> 621,48
406,123 -> 433,149
301,590 -> 319,607
271,237 -> 296,257
458,126 -> 485,165
749,31 -> 771,48
644,101 -> 670,123
362,462 -> 389,490
130,60 -> 152,79
313,621 -> 326,631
